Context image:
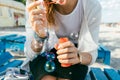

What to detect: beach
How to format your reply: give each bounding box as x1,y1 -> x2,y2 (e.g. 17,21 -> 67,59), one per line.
0,25 -> 120,70
91,25 -> 120,70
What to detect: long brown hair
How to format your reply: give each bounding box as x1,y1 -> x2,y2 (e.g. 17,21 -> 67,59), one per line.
34,0 -> 55,26
44,0 -> 55,26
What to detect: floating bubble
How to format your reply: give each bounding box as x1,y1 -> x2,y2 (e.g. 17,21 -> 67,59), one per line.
44,61 -> 55,72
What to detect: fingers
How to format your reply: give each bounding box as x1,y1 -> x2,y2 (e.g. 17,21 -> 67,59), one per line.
54,43 -> 59,50
29,9 -> 46,22
27,1 -> 41,12
30,9 -> 46,15
32,20 -> 43,31
30,14 -> 45,23
57,41 -> 75,50
57,47 -> 78,55
26,1 -> 48,38
58,57 -> 79,65
57,52 -> 76,59
57,52 -> 80,65
29,9 -> 46,32
56,40 -> 80,65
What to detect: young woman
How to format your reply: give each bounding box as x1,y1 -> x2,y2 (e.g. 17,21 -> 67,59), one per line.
23,0 -> 102,80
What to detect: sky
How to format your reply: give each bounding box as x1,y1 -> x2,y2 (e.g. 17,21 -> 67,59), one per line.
100,0 -> 120,23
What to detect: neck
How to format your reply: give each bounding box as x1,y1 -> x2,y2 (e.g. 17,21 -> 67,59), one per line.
55,0 -> 78,15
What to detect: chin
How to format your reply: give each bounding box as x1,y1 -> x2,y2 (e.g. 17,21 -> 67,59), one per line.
52,0 -> 66,5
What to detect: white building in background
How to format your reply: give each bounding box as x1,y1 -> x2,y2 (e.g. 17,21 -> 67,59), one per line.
0,0 -> 25,27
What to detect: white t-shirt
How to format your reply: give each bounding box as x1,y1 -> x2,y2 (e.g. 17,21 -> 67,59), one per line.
54,0 -> 83,43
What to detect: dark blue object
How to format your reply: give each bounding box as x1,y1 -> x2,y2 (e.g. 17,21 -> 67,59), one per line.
0,34 -> 17,40
0,52 -> 23,72
0,34 -> 17,52
44,52 -> 55,72
90,68 -> 108,80
85,68 -> 120,80
3,35 -> 26,51
98,44 -> 111,65
5,35 -> 25,42
0,41 -> 6,52
104,68 -> 120,80
118,70 -> 120,75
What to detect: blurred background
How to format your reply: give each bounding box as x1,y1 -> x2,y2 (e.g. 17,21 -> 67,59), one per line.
0,0 -> 120,70
0,0 -> 25,27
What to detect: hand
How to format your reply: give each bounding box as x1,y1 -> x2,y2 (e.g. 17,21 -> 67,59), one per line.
55,41 -> 80,65
27,1 -> 47,37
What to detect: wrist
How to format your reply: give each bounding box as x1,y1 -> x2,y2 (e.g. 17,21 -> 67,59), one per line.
34,32 -> 48,43
77,53 -> 83,64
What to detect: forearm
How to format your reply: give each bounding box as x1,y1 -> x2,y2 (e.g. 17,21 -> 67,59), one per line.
25,35 -> 45,61
31,38 -> 43,52
24,24 -> 42,60
24,41 -> 38,61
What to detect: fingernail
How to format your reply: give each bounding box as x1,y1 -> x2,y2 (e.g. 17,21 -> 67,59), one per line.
58,45 -> 61,49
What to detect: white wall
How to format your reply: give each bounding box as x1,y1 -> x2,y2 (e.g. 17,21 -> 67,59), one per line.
0,0 -> 25,27
0,6 -> 14,27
